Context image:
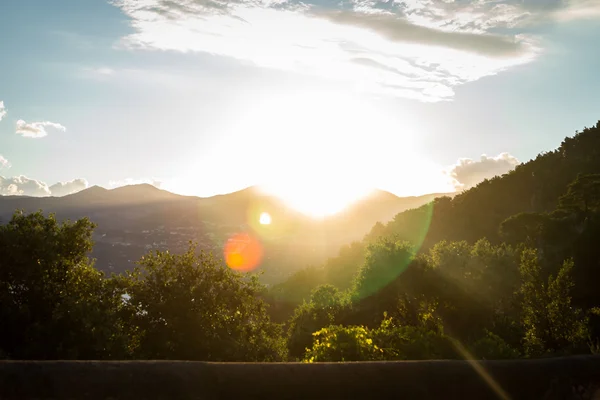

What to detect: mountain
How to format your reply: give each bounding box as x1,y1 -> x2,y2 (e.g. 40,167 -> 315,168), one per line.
0,184 -> 448,284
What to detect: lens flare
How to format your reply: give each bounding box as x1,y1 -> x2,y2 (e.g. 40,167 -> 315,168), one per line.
224,232 -> 264,272
448,337 -> 511,400
353,200 -> 436,301
244,196 -> 294,241
259,212 -> 272,225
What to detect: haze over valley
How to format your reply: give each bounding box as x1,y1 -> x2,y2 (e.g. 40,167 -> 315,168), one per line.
0,183 -> 445,283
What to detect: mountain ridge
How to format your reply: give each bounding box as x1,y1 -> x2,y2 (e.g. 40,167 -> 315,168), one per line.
0,183 -> 451,283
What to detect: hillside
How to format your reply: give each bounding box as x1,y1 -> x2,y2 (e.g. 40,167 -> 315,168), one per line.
373,121 -> 600,250
0,184 -> 445,283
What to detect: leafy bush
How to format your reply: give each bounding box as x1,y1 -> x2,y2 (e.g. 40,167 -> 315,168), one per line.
304,325 -> 383,362
304,316 -> 456,362
286,285 -> 348,360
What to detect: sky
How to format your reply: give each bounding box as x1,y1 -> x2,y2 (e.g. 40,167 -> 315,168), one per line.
0,0 -> 599,214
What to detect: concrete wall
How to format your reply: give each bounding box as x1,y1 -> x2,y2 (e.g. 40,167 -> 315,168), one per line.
1,356 -> 600,399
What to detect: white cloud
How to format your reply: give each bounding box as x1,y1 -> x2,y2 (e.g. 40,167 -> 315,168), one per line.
0,101 -> 6,122
49,179 -> 90,196
0,155 -> 9,169
109,178 -> 163,189
445,152 -> 520,190
16,119 -> 67,138
111,0 -> 540,102
0,176 -> 89,197
0,176 -> 52,196
0,175 -> 164,197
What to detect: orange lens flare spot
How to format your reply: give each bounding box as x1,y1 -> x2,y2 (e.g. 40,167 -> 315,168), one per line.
224,233 -> 264,272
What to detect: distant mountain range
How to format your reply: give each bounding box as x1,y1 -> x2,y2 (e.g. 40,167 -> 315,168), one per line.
0,184 -> 451,284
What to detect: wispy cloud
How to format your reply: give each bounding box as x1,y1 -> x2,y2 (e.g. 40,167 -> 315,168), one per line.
0,155 -> 10,169
554,0 -> 600,22
81,66 -> 116,78
109,0 -> 556,101
0,101 -> 6,122
89,67 -> 115,76
16,119 -> 67,138
394,0 -> 598,30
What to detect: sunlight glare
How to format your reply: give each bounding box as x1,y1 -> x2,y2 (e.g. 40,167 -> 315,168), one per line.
246,89 -> 411,217
207,88 -> 436,217
259,212 -> 272,225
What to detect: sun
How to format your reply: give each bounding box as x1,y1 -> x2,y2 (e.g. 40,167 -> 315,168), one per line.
261,177 -> 372,218
250,91 -> 390,217
259,212 -> 272,225
224,88 -> 421,217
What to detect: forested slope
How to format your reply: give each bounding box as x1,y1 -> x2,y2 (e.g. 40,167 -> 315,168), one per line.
379,121 -> 600,247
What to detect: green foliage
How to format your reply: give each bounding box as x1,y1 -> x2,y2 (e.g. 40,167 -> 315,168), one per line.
372,317 -> 455,360
424,239 -> 520,341
304,316 -> 456,362
304,325 -> 383,362
499,212 -> 548,247
468,331 -> 520,360
122,243 -> 285,361
519,250 -> 589,356
286,284 -> 348,359
269,265 -> 326,306
267,241 -> 364,323
364,222 -> 388,243
558,173 -> 600,213
353,238 -> 414,300
323,241 -> 366,291
0,211 -> 126,359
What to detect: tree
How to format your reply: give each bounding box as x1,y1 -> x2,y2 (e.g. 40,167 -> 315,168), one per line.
323,241 -> 365,291
519,249 -> 588,356
425,240 -> 521,341
499,212 -> 547,247
559,173 -> 600,214
364,222 -> 388,243
353,238 -> 414,300
0,211 -> 126,359
122,243 -> 285,361
286,284 -> 347,360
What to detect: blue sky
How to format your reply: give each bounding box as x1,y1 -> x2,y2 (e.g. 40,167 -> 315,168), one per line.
1,0 -> 599,212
